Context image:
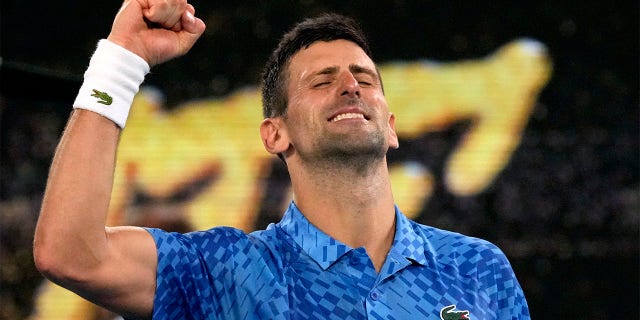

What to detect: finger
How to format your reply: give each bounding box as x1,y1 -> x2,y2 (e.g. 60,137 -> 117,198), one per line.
180,4 -> 206,34
143,0 -> 186,30
173,15 -> 205,57
186,3 -> 195,14
171,20 -> 183,32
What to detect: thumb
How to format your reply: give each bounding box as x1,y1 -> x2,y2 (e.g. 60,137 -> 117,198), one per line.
172,9 -> 206,58
180,5 -> 206,36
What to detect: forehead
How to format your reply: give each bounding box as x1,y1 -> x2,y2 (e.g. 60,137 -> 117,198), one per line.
287,39 -> 376,78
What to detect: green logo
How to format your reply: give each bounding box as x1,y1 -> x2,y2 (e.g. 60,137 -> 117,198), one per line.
440,305 -> 470,320
91,89 -> 113,105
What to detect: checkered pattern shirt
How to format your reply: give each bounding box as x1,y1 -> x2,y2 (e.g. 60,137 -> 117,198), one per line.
145,202 -> 530,319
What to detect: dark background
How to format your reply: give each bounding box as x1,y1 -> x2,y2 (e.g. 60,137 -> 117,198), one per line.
1,1 -> 638,319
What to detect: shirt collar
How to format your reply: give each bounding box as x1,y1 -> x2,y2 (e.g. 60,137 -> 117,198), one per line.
388,205 -> 429,267
277,201 -> 427,270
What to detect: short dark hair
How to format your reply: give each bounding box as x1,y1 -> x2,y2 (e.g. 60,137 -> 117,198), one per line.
261,13 -> 372,118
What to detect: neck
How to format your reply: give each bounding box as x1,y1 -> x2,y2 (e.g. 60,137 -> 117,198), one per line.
288,156 -> 396,272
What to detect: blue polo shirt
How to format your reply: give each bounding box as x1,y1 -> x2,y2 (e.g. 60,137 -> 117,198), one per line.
145,202 -> 529,319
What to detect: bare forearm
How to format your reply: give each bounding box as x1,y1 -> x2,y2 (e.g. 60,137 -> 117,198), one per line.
34,110 -> 120,277
32,0 -> 205,315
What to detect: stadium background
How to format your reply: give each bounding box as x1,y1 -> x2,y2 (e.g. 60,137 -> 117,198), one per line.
1,0 -> 638,319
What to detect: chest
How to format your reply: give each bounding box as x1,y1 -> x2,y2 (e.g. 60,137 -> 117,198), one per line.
243,251 -> 489,320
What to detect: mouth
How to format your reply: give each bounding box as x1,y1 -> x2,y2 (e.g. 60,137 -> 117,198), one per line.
328,108 -> 370,122
329,112 -> 367,122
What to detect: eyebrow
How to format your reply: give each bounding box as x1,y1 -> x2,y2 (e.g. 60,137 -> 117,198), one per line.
311,64 -> 379,79
315,66 -> 339,76
348,64 -> 378,78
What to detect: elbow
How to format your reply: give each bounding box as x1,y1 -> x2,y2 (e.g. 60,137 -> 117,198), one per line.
33,212 -> 107,286
33,239 -> 101,301
33,215 -> 76,282
33,230 -> 103,287
33,234 -> 79,284
33,242 -> 89,289
33,210 -> 66,280
33,236 -> 64,281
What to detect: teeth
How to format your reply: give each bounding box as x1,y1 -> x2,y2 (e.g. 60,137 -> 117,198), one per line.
331,113 -> 365,122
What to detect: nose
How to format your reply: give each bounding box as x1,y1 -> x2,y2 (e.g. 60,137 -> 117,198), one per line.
339,71 -> 360,98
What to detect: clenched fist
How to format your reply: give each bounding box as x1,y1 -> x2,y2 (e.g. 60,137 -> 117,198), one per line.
107,0 -> 206,66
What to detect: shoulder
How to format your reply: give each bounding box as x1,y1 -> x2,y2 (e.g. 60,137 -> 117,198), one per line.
146,225 -> 292,264
145,226 -> 277,253
146,226 -> 247,246
408,220 -> 513,275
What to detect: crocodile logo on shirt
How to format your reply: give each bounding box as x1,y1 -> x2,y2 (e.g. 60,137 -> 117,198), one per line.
91,89 -> 113,105
440,305 -> 470,320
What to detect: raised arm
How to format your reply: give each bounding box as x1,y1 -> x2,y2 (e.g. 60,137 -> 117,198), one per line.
33,0 -> 205,318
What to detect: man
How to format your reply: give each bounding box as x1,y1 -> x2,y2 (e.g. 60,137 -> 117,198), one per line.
34,0 -> 530,319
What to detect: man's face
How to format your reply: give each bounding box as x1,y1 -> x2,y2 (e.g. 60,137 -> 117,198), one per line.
281,39 -> 399,164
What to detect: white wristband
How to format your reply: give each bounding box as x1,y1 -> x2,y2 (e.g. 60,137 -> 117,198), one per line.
73,39 -> 150,128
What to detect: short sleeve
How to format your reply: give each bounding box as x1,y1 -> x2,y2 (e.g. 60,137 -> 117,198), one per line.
481,245 -> 531,320
145,227 -> 240,319
495,248 -> 531,320
144,227 -> 288,319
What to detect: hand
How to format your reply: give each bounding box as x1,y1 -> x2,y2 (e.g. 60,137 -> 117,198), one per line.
107,0 -> 206,66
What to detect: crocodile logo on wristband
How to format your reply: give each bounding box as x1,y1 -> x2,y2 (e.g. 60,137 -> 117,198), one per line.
91,89 -> 113,105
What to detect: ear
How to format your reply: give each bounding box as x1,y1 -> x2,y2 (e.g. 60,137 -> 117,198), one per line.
260,117 -> 290,155
388,113 -> 399,149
